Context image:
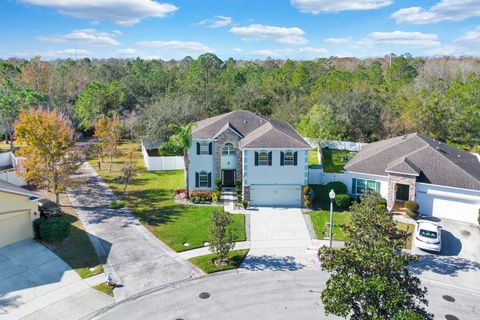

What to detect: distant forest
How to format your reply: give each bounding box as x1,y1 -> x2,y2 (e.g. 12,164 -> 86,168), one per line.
1,53 -> 479,151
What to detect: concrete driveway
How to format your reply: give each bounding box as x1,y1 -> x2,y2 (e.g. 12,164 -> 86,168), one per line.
0,240 -> 112,320
411,218 -> 480,292
240,207 -> 315,271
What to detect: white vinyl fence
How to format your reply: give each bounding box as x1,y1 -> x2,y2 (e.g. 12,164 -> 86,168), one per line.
0,152 -> 26,186
141,143 -> 185,171
322,140 -> 366,152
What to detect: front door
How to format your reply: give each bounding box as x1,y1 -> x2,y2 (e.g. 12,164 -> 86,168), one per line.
395,184 -> 410,202
222,170 -> 235,187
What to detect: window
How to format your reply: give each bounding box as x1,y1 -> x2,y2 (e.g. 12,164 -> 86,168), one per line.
284,151 -> 294,166
353,178 -> 380,195
199,172 -> 209,187
199,142 -> 209,155
258,152 -> 269,166
222,143 -> 236,155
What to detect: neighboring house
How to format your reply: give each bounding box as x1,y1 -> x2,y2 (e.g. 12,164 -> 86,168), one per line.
343,133 -> 480,224
0,180 -> 42,247
188,110 -> 311,206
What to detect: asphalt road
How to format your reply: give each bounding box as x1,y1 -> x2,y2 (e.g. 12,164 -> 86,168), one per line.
87,269 -> 480,320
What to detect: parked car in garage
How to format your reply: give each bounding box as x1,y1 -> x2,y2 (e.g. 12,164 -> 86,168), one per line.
414,220 -> 442,252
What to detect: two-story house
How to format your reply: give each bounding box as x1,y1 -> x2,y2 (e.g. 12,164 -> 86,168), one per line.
187,110 -> 311,207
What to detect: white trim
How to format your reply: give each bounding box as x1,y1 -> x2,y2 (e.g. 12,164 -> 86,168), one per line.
385,170 -> 419,177
416,182 -> 480,194
242,147 -> 311,150
0,187 -> 42,199
344,170 -> 388,179
416,189 -> 479,202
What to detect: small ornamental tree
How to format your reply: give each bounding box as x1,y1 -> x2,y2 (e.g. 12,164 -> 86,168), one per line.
208,208 -> 235,264
121,146 -> 135,193
318,192 -> 432,320
15,108 -> 80,205
94,115 -> 121,172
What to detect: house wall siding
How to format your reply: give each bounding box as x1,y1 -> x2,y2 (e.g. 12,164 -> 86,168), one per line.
244,149 -> 308,186
188,139 -> 215,190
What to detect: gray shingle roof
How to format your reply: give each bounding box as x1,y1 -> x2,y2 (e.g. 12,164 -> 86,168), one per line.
193,110 -> 311,149
345,133 -> 480,190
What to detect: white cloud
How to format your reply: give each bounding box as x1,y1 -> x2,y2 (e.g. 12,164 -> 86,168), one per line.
230,24 -> 307,45
20,0 -> 178,25
324,37 -> 352,44
197,16 -> 232,28
116,48 -> 141,57
40,48 -> 92,58
137,40 -> 214,56
291,0 -> 392,14
232,48 -> 243,53
392,0 -> 480,24
359,31 -> 441,47
254,47 -> 327,58
38,29 -> 120,45
428,25 -> 480,56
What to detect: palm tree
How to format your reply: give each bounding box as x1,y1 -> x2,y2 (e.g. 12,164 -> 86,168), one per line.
164,123 -> 194,196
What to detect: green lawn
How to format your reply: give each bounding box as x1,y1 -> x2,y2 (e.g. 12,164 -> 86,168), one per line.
321,149 -> 356,173
308,150 -> 320,167
88,141 -> 246,252
188,249 -> 249,273
44,210 -> 104,278
309,210 -> 352,241
309,210 -> 414,249
94,283 -> 115,297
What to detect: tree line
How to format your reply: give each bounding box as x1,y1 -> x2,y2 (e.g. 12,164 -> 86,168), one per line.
1,53 -> 479,151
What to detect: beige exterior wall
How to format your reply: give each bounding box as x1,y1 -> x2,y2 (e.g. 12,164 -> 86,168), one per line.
0,191 -> 40,247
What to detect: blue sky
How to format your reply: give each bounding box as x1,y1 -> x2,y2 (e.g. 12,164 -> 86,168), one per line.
1,0 -> 480,60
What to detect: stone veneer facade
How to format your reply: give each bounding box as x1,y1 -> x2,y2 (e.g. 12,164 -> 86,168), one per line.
214,129 -> 243,182
386,173 -> 417,208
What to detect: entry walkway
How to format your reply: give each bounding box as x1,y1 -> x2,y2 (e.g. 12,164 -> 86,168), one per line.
240,207 -> 316,271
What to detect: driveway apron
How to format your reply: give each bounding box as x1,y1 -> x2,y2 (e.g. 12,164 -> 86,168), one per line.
67,162 -> 199,301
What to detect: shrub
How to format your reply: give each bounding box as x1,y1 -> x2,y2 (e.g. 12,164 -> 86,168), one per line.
405,208 -> 418,220
303,186 -> 310,194
190,190 -> 215,203
235,180 -> 242,188
325,181 -> 348,195
335,194 -> 351,209
212,191 -> 221,204
242,200 -> 248,209
215,178 -> 222,191
39,216 -> 70,243
304,194 -> 310,201
304,200 -> 311,208
108,201 -> 125,209
405,200 -> 419,213
33,217 -> 46,239
237,195 -> 242,203
375,197 -> 388,210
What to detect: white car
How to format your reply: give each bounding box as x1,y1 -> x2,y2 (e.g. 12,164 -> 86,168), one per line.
414,220 -> 442,253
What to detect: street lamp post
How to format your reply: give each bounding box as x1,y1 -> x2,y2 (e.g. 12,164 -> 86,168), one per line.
328,189 -> 336,249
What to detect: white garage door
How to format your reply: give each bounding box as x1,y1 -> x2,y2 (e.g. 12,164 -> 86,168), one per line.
0,211 -> 33,248
250,185 -> 301,207
416,192 -> 479,224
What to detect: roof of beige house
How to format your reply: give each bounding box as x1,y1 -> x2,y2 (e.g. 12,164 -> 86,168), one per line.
192,110 -> 311,149
0,179 -> 42,199
345,133 -> 480,190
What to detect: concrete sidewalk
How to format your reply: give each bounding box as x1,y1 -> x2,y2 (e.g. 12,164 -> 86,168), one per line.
67,162 -> 201,301
178,241 -> 251,259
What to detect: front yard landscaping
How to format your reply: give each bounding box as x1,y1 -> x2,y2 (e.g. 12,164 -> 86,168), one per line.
188,249 -> 249,273
88,141 -> 246,252
321,149 -> 356,173
309,210 -> 351,241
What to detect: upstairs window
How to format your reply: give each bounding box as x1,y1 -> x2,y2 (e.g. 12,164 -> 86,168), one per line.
222,143 -> 236,155
258,152 -> 269,166
199,142 -> 210,155
284,152 -> 294,166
